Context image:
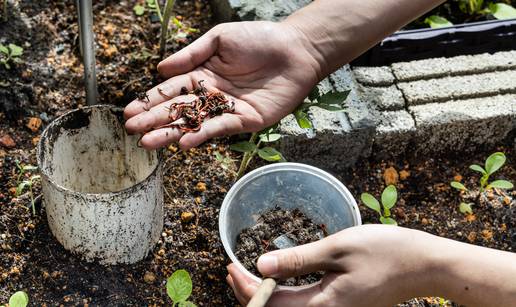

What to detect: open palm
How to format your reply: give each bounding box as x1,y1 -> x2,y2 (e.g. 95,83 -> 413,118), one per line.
124,21 -> 322,150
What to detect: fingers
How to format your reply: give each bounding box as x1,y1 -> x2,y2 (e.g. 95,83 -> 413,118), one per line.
138,127 -> 183,150
157,25 -> 221,78
257,236 -> 341,279
227,264 -> 328,307
125,94 -> 197,134
123,74 -> 195,120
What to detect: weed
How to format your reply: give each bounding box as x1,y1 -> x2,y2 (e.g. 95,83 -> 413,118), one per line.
0,43 -> 23,69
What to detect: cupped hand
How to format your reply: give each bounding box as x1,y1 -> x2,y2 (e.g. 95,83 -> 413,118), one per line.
227,225 -> 442,307
123,21 -> 322,150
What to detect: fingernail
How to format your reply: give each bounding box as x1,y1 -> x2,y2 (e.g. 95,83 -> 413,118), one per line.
257,254 -> 278,277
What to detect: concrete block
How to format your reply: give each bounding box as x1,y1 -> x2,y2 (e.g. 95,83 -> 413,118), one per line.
409,94 -> 516,154
372,110 -> 416,159
352,66 -> 395,86
398,70 -> 516,105
392,51 -> 516,81
210,0 -> 310,22
361,85 -> 405,111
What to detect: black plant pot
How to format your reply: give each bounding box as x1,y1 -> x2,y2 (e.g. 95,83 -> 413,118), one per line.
352,18 -> 516,66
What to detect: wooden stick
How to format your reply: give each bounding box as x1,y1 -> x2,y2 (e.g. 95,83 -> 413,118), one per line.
247,278 -> 277,307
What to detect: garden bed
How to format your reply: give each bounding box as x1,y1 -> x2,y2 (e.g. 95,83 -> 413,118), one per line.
1,1 -> 515,306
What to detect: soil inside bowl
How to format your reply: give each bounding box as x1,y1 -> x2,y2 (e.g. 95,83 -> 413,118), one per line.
234,207 -> 326,286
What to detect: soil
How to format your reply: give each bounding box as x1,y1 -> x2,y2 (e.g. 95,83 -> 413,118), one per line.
234,207 -> 325,286
0,0 -> 515,306
408,0 -> 516,29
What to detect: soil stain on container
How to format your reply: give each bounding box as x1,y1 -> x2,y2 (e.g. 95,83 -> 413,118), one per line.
37,105 -> 163,264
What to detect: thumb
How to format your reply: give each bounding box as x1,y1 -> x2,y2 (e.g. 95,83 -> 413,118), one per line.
257,238 -> 340,279
157,25 -> 221,78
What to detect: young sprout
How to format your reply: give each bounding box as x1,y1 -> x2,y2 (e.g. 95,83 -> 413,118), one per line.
459,202 -> 474,215
0,43 -> 23,69
1,291 -> 29,307
16,175 -> 40,215
361,185 -> 398,225
214,151 -> 237,173
15,161 -> 37,185
451,152 -> 514,193
166,269 -> 197,307
231,86 -> 350,179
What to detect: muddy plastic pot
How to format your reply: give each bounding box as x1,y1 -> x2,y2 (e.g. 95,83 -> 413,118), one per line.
37,105 -> 163,264
219,163 -> 361,290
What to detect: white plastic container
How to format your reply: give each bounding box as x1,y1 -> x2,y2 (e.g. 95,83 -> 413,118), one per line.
37,105 -> 163,264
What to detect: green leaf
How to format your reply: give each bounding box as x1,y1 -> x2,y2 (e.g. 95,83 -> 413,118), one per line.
360,193 -> 381,214
469,164 -> 486,175
167,269 -> 192,303
30,175 -> 41,182
9,291 -> 29,307
178,301 -> 197,307
257,147 -> 285,162
229,141 -> 256,153
314,104 -> 346,112
424,15 -> 453,28
8,44 -> 23,57
16,181 -> 29,197
259,133 -> 281,143
173,18 -> 183,28
489,3 -> 516,20
133,4 -> 145,16
214,151 -> 224,161
485,152 -> 506,175
4,62 -> 10,69
0,44 -> 8,55
459,202 -> 473,215
316,90 -> 350,107
379,216 -> 397,225
22,165 -> 38,172
487,180 -> 514,190
293,110 -> 312,129
381,185 -> 397,209
450,181 -> 468,191
146,0 -> 157,8
308,87 -> 320,101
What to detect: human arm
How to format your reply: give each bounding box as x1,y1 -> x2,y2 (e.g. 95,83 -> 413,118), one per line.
123,0 -> 445,150
227,224 -> 516,307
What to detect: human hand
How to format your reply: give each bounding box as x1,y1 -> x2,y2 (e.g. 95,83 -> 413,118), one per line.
123,21 -> 323,150
227,225 -> 442,307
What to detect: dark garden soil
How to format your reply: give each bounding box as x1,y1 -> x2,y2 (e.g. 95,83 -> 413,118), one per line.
0,1 -> 515,307
234,207 -> 325,287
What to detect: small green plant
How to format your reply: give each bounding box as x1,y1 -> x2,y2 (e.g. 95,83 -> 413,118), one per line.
214,151 -> 237,172
425,15 -> 453,28
231,87 -> 349,179
457,0 -> 485,15
451,152 -> 514,193
0,43 -> 23,69
361,185 -> 398,225
1,291 -> 29,307
486,2 -> 516,19
166,269 -> 196,307
16,175 -> 40,215
15,161 -> 37,185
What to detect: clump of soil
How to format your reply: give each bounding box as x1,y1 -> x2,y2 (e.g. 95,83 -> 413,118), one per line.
234,207 -> 325,286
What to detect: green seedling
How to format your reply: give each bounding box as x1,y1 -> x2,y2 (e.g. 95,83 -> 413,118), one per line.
0,43 -> 23,69
214,151 -> 237,172
486,3 -> 516,19
451,152 -> 514,193
16,175 -> 40,215
1,291 -> 29,307
457,0 -> 486,15
424,15 -> 453,28
166,269 -> 197,307
231,86 -> 350,179
15,161 -> 37,185
361,185 -> 398,225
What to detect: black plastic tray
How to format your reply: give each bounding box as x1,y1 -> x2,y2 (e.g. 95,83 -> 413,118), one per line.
351,18 -> 516,66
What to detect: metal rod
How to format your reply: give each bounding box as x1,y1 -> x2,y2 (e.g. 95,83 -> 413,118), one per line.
77,0 -> 97,106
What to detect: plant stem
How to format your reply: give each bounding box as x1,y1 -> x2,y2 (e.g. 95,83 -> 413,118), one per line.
236,133 -> 259,180
159,0 -> 175,58
29,184 -> 35,215
155,0 -> 163,22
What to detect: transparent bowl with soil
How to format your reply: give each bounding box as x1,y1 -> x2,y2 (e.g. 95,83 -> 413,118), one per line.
219,163 -> 361,289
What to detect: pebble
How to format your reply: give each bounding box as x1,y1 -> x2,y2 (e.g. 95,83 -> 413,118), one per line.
383,167 -> 399,185
0,134 -> 16,148
196,182 -> 207,192
26,117 -> 42,132
399,170 -> 410,180
143,271 -> 156,284
181,212 -> 195,223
